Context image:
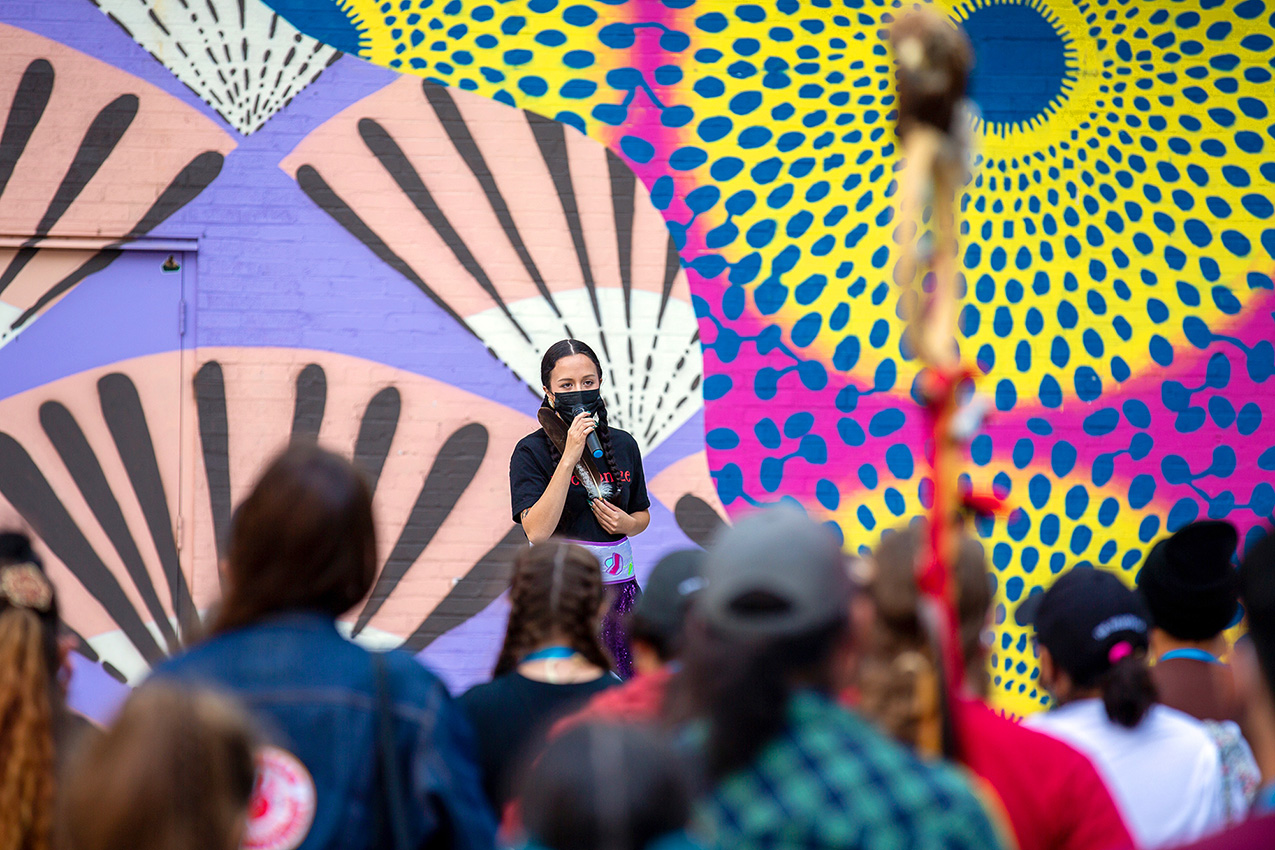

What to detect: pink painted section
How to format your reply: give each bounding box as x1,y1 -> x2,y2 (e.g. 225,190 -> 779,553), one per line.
279,77 -> 685,319
0,353 -> 187,638
648,450 -> 727,520
188,347 -> 537,639
0,23 -> 234,238
0,347 -> 537,668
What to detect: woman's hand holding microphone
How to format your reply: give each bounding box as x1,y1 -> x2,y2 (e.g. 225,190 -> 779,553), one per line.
560,410 -> 598,467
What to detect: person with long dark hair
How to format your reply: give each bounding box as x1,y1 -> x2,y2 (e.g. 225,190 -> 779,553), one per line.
460,541 -> 619,813
673,508 -> 1001,850
510,339 -> 651,676
1021,567 -> 1227,848
152,443 -> 496,850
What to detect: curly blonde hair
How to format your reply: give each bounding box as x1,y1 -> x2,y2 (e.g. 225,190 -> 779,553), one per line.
0,539 -> 59,850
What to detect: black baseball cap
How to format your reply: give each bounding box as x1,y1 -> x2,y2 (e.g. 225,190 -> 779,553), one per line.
1240,529 -> 1275,689
1018,568 -> 1150,687
629,549 -> 704,650
1138,520 -> 1239,640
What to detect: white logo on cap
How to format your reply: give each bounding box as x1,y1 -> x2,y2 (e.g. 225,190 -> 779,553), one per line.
678,577 -> 706,597
1092,614 -> 1148,641
242,746 -> 316,850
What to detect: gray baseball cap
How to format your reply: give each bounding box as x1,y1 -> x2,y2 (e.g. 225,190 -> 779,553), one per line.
700,507 -> 850,639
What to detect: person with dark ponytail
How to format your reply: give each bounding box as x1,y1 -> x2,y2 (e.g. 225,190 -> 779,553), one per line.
510,340 -> 651,676
1021,567 -> 1227,848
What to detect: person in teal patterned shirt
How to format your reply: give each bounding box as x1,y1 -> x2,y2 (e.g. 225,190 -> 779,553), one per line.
674,508 -> 1004,850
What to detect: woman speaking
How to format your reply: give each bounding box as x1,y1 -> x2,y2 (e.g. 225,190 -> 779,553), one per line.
510,339 -> 651,676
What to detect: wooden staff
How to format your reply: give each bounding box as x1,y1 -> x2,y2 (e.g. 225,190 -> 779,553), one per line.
889,7 -> 981,756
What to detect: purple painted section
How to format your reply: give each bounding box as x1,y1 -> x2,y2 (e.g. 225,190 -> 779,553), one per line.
643,409 -> 704,480
0,252 -> 182,401
66,651 -> 129,725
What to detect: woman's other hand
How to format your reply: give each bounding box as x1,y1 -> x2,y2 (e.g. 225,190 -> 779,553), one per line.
590,498 -> 636,535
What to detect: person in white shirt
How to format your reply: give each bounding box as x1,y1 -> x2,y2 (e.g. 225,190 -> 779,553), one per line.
1019,567 -> 1227,849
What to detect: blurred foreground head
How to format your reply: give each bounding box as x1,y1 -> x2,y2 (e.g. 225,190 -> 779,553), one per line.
675,507 -> 853,779
0,531 -> 61,850
522,723 -> 693,850
214,442 -> 377,634
1138,519 -> 1239,643
60,684 -> 256,850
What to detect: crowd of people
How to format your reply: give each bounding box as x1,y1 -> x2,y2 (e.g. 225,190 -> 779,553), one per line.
2,442 -> 1274,850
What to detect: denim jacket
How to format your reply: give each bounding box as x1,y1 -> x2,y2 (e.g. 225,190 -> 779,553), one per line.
151,611 -> 496,850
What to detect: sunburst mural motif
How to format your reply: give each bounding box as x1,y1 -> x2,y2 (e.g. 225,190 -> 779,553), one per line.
86,0 -> 342,134
954,0 -> 1079,136
280,76 -> 706,456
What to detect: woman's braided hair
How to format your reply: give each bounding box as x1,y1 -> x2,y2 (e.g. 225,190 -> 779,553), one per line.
494,541 -> 613,677
539,339 -> 623,505
0,533 -> 59,850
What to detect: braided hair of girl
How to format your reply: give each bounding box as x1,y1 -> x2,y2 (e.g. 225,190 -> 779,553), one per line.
493,542 -> 613,677
539,340 -> 624,506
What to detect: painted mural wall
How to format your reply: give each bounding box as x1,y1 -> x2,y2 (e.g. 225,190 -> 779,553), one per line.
0,0 -> 1270,720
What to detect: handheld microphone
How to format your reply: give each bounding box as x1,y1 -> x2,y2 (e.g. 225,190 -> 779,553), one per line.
571,405 -> 605,459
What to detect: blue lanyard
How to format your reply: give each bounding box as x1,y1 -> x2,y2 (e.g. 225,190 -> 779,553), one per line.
523,646 -> 578,662
1257,784 -> 1275,816
1159,648 -> 1221,664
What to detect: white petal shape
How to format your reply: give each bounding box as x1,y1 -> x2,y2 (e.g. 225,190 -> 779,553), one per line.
87,0 -> 341,134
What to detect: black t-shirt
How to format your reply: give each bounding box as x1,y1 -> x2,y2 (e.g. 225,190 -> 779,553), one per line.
509,425 -> 650,542
459,671 -> 619,810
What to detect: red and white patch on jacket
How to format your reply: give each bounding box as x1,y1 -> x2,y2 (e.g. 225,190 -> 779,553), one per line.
243,746 -> 316,850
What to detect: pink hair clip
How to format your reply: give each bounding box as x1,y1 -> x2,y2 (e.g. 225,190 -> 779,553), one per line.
1108,641 -> 1133,665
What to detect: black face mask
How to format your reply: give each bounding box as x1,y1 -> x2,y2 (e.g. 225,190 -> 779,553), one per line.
553,388 -> 602,417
